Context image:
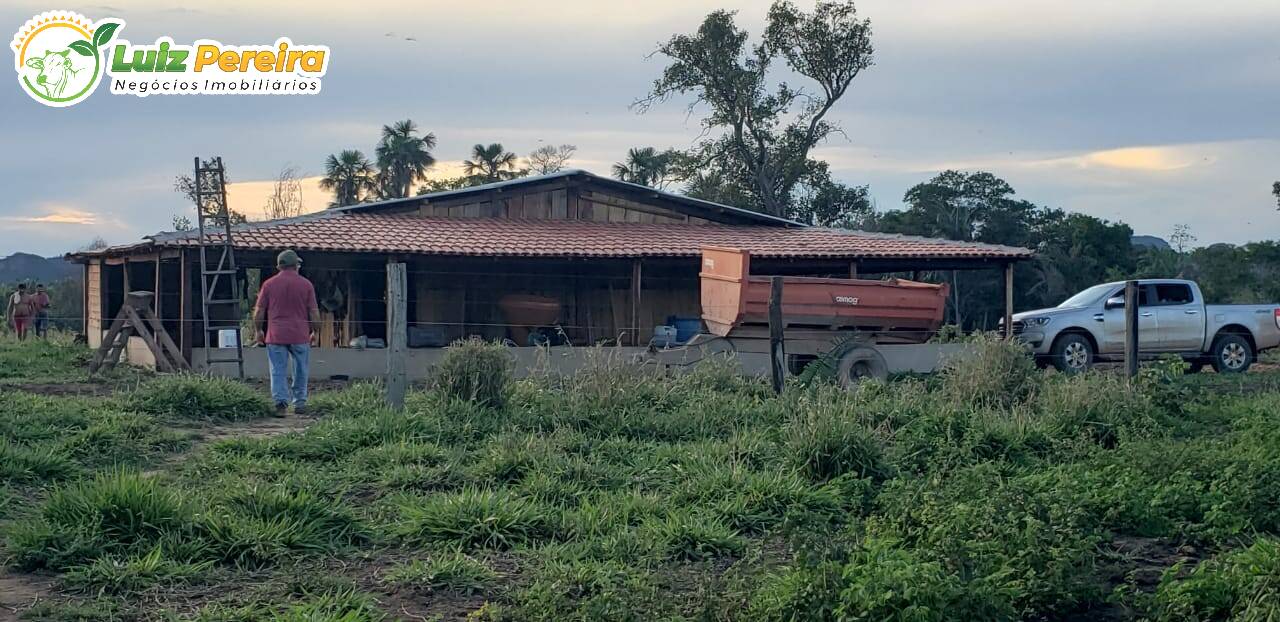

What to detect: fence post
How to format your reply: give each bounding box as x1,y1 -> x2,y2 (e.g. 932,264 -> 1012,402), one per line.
769,276 -> 785,394
1124,280 -> 1139,379
386,262 -> 407,409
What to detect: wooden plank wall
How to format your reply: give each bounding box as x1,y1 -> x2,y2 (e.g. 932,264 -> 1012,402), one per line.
411,185 -> 710,225
86,261 -> 102,348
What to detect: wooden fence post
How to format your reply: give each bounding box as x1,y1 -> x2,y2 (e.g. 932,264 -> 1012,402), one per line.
769,276 -> 785,394
386,262 -> 407,409
1124,280 -> 1139,379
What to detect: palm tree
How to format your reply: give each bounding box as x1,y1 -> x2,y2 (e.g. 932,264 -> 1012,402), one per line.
611,147 -> 675,189
320,149 -> 377,207
375,119 -> 436,198
463,143 -> 522,184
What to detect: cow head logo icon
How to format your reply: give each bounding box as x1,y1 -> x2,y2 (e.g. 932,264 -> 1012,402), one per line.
11,11 -> 122,107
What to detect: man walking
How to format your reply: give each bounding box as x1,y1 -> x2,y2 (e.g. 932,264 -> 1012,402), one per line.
6,283 -> 33,340
32,283 -> 51,339
254,250 -> 319,416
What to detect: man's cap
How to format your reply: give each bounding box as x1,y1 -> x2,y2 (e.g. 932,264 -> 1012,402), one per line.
277,249 -> 303,267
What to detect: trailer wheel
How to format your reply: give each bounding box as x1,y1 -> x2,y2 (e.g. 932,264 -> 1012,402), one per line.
837,347 -> 889,389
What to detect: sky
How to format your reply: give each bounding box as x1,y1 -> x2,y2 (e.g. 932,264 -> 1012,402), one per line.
2,0 -> 1278,257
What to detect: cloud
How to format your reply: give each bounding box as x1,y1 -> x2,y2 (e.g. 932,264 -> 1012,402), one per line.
1049,146 -> 1202,172
2,206 -> 101,226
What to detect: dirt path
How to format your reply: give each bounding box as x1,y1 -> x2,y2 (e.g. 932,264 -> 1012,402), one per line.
0,571 -> 55,622
191,413 -> 316,444
141,413 -> 319,478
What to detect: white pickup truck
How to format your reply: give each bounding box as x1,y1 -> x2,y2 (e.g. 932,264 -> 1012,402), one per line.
1009,279 -> 1280,373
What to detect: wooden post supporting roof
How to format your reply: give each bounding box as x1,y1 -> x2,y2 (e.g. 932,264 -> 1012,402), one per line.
154,258 -> 162,333
630,259 -> 642,346
1003,262 -> 1014,340
180,250 -> 192,362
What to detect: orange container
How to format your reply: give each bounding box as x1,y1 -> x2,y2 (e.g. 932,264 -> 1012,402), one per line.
699,246 -> 949,342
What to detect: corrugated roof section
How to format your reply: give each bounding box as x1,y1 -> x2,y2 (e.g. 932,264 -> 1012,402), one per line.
137,213 -> 1032,260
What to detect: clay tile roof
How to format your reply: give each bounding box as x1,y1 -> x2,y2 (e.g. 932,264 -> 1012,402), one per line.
146,213 -> 1032,261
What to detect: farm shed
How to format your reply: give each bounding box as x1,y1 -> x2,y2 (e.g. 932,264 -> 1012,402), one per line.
68,170 -> 1033,377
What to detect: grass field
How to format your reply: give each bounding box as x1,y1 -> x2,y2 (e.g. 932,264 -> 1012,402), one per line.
1,335 -> 1278,621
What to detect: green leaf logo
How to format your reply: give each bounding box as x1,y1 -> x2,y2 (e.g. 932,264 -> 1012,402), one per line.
92,22 -> 120,48
68,40 -> 94,56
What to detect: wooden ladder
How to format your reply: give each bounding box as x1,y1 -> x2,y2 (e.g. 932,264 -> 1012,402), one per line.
89,291 -> 191,375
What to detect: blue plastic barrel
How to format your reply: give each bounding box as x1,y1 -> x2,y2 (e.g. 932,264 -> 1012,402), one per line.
667,316 -> 703,344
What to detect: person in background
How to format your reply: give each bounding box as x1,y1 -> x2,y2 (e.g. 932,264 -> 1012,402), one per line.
6,283 -> 33,340
32,283 -> 51,339
253,250 -> 319,417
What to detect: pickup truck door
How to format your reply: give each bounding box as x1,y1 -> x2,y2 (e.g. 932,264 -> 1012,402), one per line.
1152,283 -> 1205,351
1099,286 -> 1159,353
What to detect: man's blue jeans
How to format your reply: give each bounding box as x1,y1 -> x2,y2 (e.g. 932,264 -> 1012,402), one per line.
266,343 -> 310,406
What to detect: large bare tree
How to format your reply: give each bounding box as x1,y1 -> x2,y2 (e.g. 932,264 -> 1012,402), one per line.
527,144 -> 576,175
264,165 -> 306,221
638,1 -> 873,218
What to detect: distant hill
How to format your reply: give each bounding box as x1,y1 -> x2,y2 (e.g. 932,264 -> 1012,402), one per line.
1130,235 -> 1171,250
0,253 -> 79,285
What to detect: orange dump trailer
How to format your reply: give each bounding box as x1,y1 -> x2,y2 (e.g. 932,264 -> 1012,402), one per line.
699,246 -> 949,343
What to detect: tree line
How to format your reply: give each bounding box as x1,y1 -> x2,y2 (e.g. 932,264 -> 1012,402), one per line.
157,0 -> 1275,331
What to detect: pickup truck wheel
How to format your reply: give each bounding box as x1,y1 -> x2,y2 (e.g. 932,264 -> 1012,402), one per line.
1050,334 -> 1093,374
1210,334 -> 1253,374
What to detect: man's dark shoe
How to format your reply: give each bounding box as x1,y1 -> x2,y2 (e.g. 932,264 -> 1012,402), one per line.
274,402 -> 289,417
293,403 -> 308,416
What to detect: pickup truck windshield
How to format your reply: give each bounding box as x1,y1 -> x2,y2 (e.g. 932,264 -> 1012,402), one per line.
1058,284 -> 1117,308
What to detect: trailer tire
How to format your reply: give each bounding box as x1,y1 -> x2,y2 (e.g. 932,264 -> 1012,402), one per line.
837,347 -> 889,389
1210,333 -> 1253,374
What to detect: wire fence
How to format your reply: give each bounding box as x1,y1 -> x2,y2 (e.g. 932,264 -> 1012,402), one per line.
6,263 -> 980,343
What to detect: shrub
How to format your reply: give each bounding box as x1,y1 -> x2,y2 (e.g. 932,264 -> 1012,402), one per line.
62,547 -> 212,594
785,408 -> 889,483
382,550 -> 498,594
202,486 -> 364,568
510,558 -> 662,622
8,469 -> 193,570
433,338 -> 513,408
126,375 -> 272,421
274,588 -> 386,622
940,332 -> 1040,408
306,380 -> 387,417
748,561 -> 845,622
1153,538 -> 1280,622
642,510 -> 745,561
0,439 -> 77,482
220,485 -> 366,546
394,488 -> 553,550
835,536 -> 1003,622
874,465 -> 1105,615
1037,372 -> 1160,448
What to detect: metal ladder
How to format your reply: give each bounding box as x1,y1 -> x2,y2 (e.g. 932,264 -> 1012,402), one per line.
193,156 -> 245,379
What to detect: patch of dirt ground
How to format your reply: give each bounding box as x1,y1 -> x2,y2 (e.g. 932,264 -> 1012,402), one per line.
0,571 -> 55,622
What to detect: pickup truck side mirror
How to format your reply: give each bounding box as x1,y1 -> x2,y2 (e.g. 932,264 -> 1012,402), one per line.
1104,296 -> 1125,310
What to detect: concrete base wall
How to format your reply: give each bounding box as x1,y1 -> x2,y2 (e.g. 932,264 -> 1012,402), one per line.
192,342 -> 972,381
193,346 -> 653,380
